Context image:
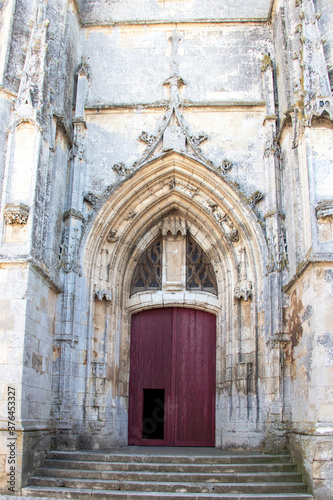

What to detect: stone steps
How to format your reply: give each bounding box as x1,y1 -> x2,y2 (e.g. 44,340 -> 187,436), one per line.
44,451 -> 295,464
40,459 -> 299,473
22,449 -> 314,499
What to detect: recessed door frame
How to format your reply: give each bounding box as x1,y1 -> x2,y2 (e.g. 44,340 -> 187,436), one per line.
128,307 -> 216,447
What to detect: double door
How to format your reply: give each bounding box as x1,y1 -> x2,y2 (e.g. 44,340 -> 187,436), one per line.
128,307 -> 216,446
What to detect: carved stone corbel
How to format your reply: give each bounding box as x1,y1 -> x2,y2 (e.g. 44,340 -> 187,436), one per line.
315,200 -> 333,219
3,203 -> 30,225
95,289 -> 112,301
92,361 -> 107,379
107,229 -> 118,242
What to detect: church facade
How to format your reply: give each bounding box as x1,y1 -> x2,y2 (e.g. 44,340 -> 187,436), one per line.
0,0 -> 332,498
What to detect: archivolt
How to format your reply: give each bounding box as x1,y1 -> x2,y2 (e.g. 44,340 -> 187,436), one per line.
83,152 -> 267,301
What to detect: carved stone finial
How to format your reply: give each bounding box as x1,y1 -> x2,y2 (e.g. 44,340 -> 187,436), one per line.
3,203 -> 30,225
162,215 -> 187,237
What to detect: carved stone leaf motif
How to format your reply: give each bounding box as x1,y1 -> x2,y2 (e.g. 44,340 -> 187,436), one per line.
124,211 -> 137,221
220,159 -> 233,173
190,134 -> 208,146
264,136 -> 282,159
112,162 -> 131,176
234,280 -> 253,301
186,236 -> 218,295
3,203 -> 30,224
131,237 -> 162,295
83,192 -> 99,207
248,191 -> 264,208
139,131 -> 156,146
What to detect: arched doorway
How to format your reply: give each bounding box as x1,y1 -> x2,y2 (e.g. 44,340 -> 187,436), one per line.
82,152 -> 268,450
128,307 -> 216,446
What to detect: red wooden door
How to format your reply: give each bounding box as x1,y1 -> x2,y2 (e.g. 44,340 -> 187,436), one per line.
128,308 -> 216,446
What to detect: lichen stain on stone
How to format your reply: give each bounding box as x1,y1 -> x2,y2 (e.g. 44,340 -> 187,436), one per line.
288,290 -> 304,350
302,304 -> 313,322
32,352 -> 44,374
324,268 -> 333,296
82,349 -> 87,365
52,345 -> 61,360
317,332 -> 333,362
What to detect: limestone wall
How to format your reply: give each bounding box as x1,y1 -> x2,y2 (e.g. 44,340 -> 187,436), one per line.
77,0 -> 273,24
0,264 -> 57,492
284,263 -> 333,499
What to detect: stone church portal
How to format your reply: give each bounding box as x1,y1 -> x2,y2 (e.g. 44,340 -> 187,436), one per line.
0,0 -> 333,498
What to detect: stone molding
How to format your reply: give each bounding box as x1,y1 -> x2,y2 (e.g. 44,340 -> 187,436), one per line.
234,280 -> 253,301
162,215 -> 187,237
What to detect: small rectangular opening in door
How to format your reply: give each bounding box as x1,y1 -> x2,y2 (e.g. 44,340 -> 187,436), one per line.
142,389 -> 165,440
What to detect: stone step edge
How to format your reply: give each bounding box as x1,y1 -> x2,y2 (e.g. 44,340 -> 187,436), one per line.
34,468 -> 303,479
22,486 -> 314,499
42,459 -> 297,470
30,477 -> 307,487
46,452 -> 293,464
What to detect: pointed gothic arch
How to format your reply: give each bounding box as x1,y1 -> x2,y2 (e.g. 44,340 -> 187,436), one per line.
81,151 -> 271,448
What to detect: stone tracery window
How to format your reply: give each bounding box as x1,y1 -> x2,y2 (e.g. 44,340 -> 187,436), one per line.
186,235 -> 217,295
130,237 -> 162,295
130,232 -> 217,296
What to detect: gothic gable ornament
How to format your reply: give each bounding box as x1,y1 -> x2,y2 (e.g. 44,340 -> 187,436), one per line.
133,72 -> 213,171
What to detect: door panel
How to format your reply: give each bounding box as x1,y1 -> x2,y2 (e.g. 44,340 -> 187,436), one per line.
128,308 -> 173,445
128,308 -> 216,446
174,308 -> 216,446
